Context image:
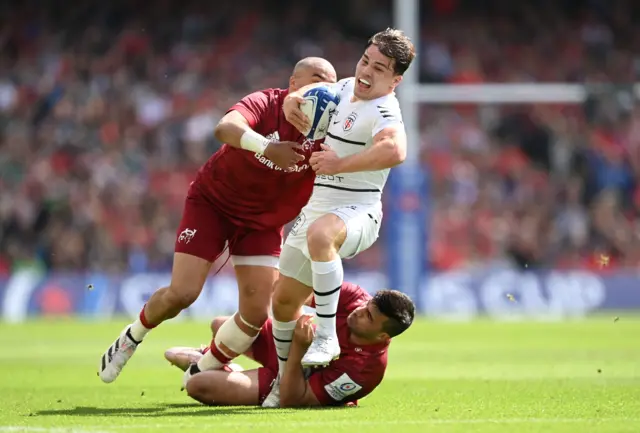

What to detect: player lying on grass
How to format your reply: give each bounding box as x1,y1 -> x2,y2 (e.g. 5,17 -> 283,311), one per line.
165,283 -> 415,407
98,57 -> 337,384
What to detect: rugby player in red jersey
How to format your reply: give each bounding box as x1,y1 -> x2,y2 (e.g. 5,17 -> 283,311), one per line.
99,57 -> 337,384
165,283 -> 415,407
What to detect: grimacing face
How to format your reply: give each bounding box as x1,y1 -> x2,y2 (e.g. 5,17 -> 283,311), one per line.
353,44 -> 402,100
346,299 -> 390,342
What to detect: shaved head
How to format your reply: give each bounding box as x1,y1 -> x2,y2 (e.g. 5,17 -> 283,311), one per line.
289,57 -> 337,92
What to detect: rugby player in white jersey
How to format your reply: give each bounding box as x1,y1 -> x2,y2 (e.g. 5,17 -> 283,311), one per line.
262,28 -> 416,407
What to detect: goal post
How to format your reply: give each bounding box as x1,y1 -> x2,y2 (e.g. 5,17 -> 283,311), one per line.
388,0 -> 640,302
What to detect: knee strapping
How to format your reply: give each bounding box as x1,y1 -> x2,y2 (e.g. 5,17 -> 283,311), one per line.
237,313 -> 262,332
214,314 -> 259,355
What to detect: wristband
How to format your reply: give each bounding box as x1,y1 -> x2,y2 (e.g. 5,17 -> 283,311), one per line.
240,130 -> 270,154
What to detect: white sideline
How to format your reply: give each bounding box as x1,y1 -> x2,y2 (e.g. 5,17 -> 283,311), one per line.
2,418 -> 639,431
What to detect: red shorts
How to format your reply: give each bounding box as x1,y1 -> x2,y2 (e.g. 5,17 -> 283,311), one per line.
175,182 -> 283,263
249,319 -> 279,404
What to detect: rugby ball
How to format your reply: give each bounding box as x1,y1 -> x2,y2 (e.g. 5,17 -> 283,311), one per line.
300,85 -> 340,140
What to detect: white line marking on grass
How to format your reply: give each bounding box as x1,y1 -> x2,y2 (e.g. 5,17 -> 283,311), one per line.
0,428 -> 112,433
3,418 -> 640,431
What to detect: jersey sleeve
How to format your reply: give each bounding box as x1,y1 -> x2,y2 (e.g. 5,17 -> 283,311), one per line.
227,90 -> 273,131
331,77 -> 354,99
372,101 -> 404,137
307,357 -> 382,405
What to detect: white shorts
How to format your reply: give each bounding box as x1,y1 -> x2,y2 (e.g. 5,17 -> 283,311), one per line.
280,203 -> 382,286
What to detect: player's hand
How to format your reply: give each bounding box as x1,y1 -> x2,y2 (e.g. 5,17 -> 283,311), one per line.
264,141 -> 305,170
292,314 -> 315,350
310,143 -> 342,175
283,94 -> 311,134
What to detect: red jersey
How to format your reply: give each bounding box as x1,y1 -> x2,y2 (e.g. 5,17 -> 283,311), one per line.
194,88 -> 317,230
308,283 -> 389,406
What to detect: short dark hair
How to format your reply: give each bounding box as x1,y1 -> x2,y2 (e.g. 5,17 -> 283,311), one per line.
372,289 -> 415,337
366,28 -> 416,76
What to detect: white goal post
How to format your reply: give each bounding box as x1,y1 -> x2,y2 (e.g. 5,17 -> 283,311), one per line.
387,0 -> 639,301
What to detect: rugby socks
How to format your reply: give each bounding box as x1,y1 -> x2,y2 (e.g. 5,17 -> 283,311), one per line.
129,305 -> 155,342
311,258 -> 343,337
272,319 -> 297,378
197,314 -> 258,372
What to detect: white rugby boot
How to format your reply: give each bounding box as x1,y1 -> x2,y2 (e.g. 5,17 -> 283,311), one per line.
301,333 -> 340,367
98,326 -> 140,383
261,376 -> 281,408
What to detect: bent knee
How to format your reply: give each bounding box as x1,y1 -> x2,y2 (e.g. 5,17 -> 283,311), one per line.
237,303 -> 270,329
238,278 -> 275,301
306,225 -> 335,252
237,281 -> 274,327
271,278 -> 309,321
186,376 -> 212,405
210,317 -> 227,334
306,216 -> 346,255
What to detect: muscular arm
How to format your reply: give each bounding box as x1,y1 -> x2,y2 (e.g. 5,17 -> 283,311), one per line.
336,126 -> 407,173
213,110 -> 254,149
279,344 -> 321,408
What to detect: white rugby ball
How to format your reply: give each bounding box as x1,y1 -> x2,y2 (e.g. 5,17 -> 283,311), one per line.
300,85 -> 341,140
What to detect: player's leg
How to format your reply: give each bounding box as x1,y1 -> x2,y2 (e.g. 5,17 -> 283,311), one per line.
302,204 -> 382,367
181,320 -> 278,406
186,228 -> 281,383
165,317 -> 249,371
98,186 -> 228,383
262,245 -> 314,407
185,368 -> 264,406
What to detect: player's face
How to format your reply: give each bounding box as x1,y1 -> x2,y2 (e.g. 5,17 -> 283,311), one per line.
354,45 -> 402,100
290,66 -> 337,92
347,300 -> 390,342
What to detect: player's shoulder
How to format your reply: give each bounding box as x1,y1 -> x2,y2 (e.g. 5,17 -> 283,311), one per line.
340,282 -> 372,307
334,78 -> 355,96
372,92 -> 401,118
242,87 -> 288,103
260,87 -> 289,101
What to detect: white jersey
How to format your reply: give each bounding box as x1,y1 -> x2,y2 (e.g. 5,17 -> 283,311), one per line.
309,77 -> 405,209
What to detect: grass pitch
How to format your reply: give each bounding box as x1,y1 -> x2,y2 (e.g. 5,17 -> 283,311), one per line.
1,317 -> 639,433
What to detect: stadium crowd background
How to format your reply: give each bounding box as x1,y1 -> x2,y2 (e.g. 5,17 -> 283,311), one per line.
1,0 -> 640,278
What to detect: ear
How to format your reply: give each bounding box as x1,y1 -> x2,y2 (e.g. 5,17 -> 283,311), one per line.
289,75 -> 296,91
376,332 -> 391,343
392,75 -> 403,88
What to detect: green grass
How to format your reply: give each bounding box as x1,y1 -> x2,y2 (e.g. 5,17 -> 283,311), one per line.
1,317 -> 639,433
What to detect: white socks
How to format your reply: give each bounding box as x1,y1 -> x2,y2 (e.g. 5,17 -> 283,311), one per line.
129,319 -> 150,342
311,258 -> 343,337
272,319 -> 297,378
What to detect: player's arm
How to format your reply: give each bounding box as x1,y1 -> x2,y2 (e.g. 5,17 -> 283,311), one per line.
279,315 -> 322,408
215,90 -> 285,155
335,125 -> 407,173
214,110 -> 271,154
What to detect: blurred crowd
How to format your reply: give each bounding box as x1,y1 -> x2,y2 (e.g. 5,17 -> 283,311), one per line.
0,0 -> 639,276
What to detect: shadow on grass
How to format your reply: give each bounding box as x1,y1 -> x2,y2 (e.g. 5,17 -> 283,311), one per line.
35,405 -> 265,417
35,403 -> 352,417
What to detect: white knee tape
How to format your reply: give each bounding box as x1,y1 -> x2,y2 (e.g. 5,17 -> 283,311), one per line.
237,313 -> 262,332
214,315 -> 258,355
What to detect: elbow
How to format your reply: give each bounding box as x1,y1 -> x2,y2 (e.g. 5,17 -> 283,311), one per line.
213,121 -> 228,142
390,145 -> 406,167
